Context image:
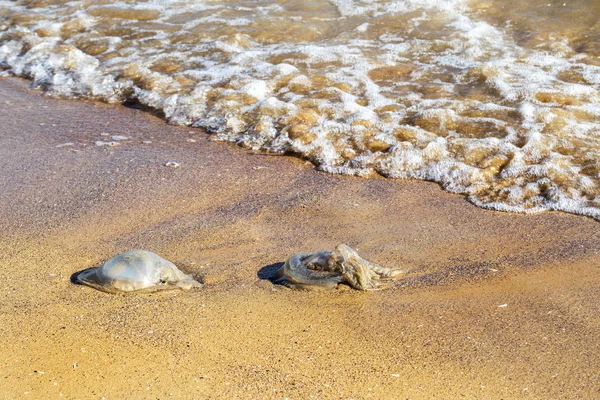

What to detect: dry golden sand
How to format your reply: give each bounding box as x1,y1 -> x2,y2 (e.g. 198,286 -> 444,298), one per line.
1,77 -> 599,399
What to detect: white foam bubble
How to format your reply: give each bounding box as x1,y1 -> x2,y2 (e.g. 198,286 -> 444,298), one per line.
240,80 -> 270,100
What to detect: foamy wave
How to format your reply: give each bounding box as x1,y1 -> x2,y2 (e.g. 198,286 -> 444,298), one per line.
2,0 -> 600,219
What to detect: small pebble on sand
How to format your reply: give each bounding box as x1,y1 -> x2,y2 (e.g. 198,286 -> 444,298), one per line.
111,135 -> 129,141
95,141 -> 120,147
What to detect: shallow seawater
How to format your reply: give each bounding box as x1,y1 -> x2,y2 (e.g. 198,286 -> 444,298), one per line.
1,0 -> 600,218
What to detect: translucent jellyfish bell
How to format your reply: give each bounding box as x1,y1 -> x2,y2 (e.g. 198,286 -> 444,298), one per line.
76,250 -> 203,293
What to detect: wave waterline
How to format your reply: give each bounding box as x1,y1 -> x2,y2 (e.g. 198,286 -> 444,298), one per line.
1,0 -> 600,218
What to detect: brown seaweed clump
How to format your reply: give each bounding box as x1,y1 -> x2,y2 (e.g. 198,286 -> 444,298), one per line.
271,244 -> 404,291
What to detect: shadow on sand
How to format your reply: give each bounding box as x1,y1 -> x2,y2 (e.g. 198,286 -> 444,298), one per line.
256,262 -> 284,281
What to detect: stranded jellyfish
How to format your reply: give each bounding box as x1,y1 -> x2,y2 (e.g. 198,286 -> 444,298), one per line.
76,250 -> 202,293
271,244 -> 404,290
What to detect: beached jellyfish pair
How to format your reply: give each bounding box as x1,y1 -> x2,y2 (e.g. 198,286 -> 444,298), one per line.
75,245 -> 404,294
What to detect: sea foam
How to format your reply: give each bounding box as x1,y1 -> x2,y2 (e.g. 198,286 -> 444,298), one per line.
1,0 -> 600,219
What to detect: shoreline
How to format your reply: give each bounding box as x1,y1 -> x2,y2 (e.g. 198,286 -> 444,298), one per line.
1,77 -> 599,399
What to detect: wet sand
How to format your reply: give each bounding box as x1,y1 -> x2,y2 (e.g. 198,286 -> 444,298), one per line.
1,77 -> 599,399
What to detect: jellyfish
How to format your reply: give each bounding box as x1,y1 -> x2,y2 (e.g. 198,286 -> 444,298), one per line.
76,250 -> 202,293
270,244 -> 404,290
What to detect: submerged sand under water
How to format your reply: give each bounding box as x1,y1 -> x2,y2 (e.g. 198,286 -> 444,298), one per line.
1,0 -> 600,220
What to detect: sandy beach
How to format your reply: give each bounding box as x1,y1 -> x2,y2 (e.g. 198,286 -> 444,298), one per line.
1,76 -> 599,399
